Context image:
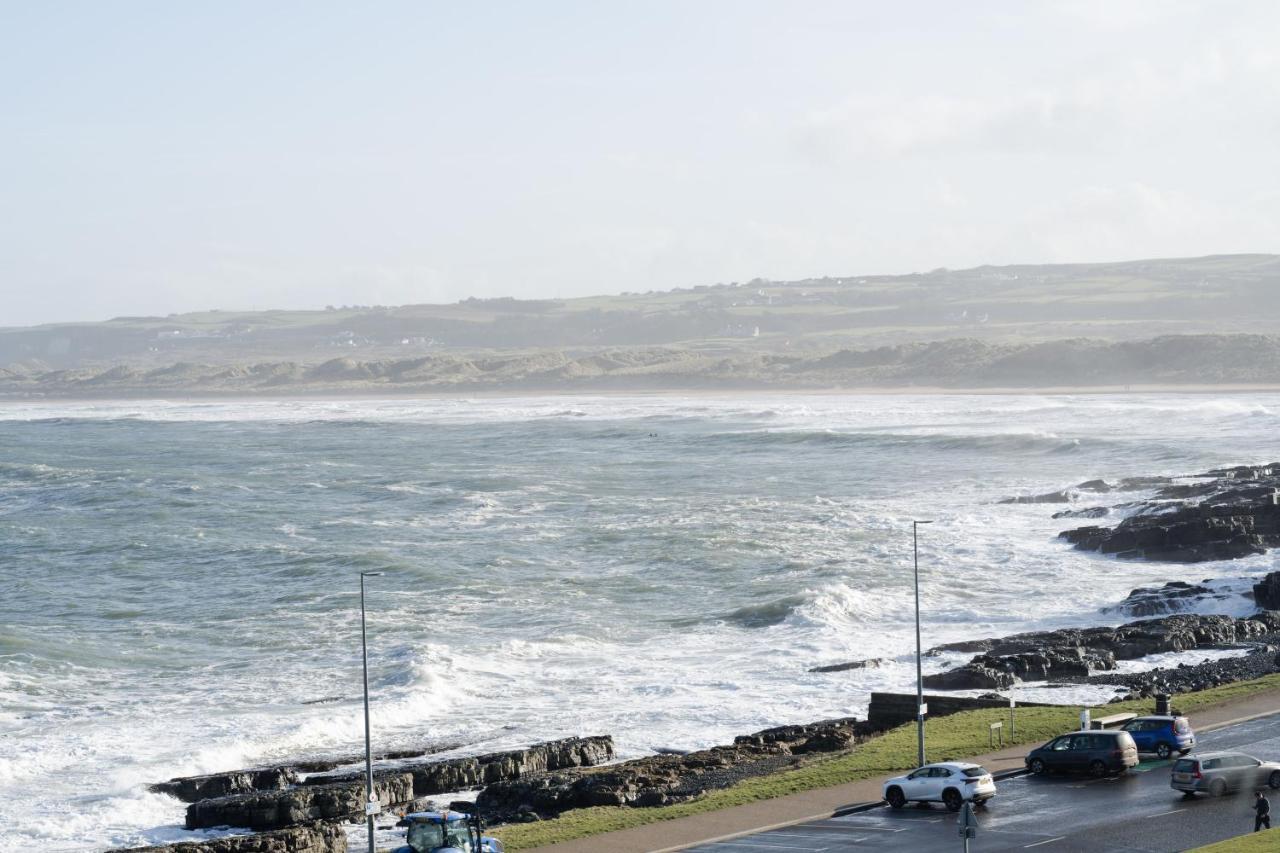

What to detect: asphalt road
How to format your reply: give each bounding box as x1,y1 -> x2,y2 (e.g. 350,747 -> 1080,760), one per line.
688,713 -> 1280,853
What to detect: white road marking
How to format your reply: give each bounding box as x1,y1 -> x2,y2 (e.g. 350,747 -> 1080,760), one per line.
710,842 -> 827,851
1023,837 -> 1067,848
1148,808 -> 1187,817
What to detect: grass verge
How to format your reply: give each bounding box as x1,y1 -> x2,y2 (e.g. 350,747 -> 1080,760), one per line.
490,673 -> 1280,850
1189,826 -> 1280,851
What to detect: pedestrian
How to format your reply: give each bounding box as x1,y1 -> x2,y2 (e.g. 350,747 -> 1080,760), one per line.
1255,790 -> 1272,832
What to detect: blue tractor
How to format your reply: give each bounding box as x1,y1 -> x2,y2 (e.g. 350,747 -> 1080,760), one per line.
393,809 -> 504,853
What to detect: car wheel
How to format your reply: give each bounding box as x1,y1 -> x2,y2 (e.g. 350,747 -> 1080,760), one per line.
886,787 -> 906,809
1179,749 -> 1192,756
1156,743 -> 1172,760
1269,771 -> 1280,790
1209,779 -> 1227,797
1182,791 -> 1197,799
942,789 -> 963,812
1029,758 -> 1047,775
1089,760 -> 1108,778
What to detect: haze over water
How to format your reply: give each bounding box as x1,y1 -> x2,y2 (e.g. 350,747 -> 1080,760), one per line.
3,393 -> 1278,851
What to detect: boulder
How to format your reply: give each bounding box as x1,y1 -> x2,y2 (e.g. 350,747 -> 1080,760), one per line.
1254,572 -> 1280,610
922,662 -> 1015,690
1107,581 -> 1218,617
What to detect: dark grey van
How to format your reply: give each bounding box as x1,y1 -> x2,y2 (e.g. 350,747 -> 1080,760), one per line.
1026,730 -> 1138,777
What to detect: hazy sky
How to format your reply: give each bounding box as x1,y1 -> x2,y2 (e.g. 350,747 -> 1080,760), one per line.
3,1 -> 1278,327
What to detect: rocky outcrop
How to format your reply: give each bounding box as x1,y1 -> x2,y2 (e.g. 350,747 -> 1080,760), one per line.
186,773 -> 414,831
924,613 -> 1280,689
1059,464 -> 1280,562
151,742 -> 470,802
474,718 -> 870,822
299,735 -> 615,798
152,768 -> 300,804
1106,581 -> 1220,617
1254,572 -> 1280,609
1002,477 -> 1172,506
118,824 -> 345,853
174,736 -> 613,832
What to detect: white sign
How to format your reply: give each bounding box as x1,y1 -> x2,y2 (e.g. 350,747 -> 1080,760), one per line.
918,702 -> 928,716
365,799 -> 382,816
1009,696 -> 1016,709
1080,709 -> 1091,731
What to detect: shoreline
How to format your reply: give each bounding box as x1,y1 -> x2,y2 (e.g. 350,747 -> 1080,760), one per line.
4,382 -> 1280,407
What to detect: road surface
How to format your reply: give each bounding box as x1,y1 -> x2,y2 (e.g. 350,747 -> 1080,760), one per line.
688,713 -> 1280,852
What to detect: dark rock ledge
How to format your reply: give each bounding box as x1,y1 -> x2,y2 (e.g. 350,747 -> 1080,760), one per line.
1053,463 -> 1280,563
165,736 -> 614,831
474,717 -> 873,823
921,611 -> 1280,690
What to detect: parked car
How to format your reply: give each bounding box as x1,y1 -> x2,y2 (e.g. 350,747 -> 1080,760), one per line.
1025,730 -> 1138,777
1120,715 -> 1195,758
1170,752 -> 1280,797
883,761 -> 996,811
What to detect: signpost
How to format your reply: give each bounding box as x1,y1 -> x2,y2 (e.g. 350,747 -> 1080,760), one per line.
958,801 -> 978,852
1009,694 -> 1016,737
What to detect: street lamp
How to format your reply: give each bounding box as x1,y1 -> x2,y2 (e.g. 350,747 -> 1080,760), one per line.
360,570 -> 384,853
913,520 -> 933,768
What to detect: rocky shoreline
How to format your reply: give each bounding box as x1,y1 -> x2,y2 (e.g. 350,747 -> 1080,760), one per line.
125,462 -> 1280,852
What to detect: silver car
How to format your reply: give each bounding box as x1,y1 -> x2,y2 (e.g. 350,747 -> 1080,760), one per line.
1171,751 -> 1280,797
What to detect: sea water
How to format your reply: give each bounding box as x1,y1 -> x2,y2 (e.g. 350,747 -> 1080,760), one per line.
1,393 -> 1278,850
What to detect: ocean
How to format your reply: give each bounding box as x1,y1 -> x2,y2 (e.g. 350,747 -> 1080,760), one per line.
1,393 -> 1277,851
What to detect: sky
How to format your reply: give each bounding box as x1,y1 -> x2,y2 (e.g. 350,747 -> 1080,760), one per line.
2,0 -> 1279,327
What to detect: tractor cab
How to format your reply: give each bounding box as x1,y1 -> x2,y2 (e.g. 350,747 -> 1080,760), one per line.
394,810 -> 503,853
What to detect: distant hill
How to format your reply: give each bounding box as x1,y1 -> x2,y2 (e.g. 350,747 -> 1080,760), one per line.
5,334 -> 1280,397
3,253 -> 1278,371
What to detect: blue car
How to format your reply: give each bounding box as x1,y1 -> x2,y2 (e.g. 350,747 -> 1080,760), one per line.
1120,715 -> 1195,759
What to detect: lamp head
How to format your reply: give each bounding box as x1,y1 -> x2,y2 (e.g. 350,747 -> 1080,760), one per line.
360,571 -> 385,577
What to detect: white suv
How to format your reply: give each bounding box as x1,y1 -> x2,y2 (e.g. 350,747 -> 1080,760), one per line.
882,762 -> 997,811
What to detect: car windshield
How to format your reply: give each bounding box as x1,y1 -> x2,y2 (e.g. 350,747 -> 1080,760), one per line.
407,821 -> 473,853
962,767 -> 989,778
1173,759 -> 1197,772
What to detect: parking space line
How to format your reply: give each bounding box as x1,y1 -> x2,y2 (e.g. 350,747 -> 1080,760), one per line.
1148,808 -> 1186,817
1022,837 -> 1067,848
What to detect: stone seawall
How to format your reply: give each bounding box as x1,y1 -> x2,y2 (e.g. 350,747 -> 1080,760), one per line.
867,692 -> 1057,731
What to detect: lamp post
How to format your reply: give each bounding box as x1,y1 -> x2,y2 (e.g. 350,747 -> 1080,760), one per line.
360,570 -> 384,853
913,520 -> 933,768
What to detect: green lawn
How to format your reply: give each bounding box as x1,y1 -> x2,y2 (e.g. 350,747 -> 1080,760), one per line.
1189,826 -> 1280,851
489,674 -> 1280,850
